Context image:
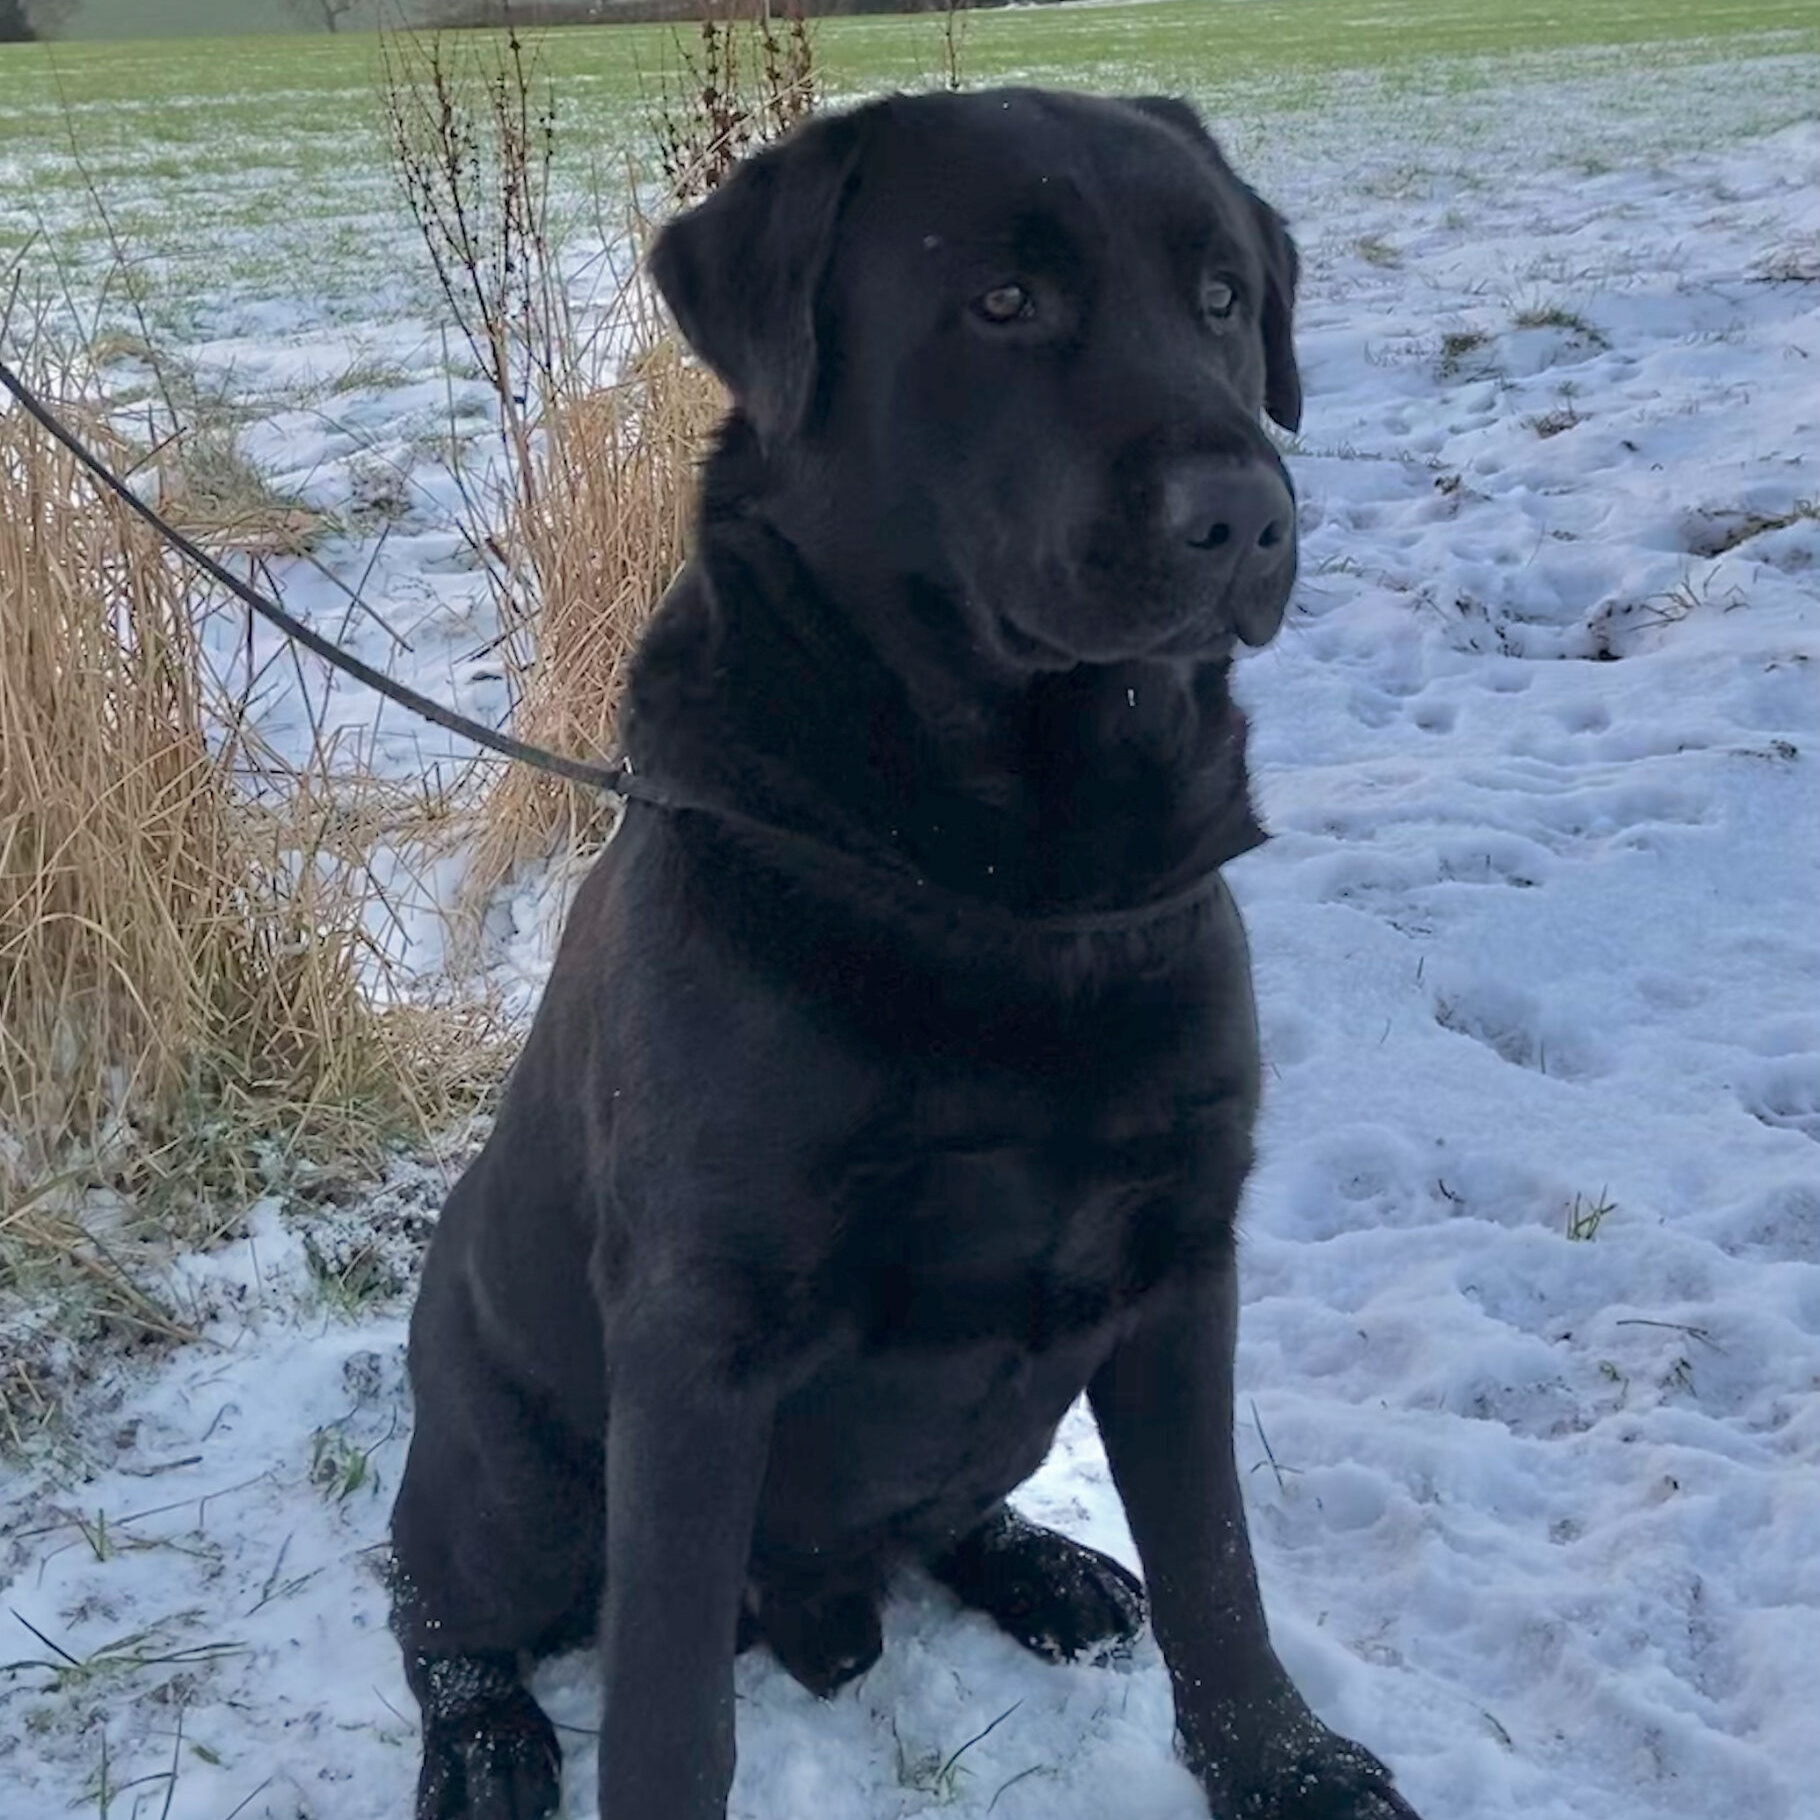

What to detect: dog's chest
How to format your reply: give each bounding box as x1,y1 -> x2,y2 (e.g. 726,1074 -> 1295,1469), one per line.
819,1056 -> 1242,1354
744,1054 -> 1247,1560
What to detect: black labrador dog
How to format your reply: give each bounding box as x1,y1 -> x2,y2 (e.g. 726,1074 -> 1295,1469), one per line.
390,88 -> 1424,1820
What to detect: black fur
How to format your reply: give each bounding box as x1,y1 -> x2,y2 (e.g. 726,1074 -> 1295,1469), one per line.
390,87 -> 1423,1820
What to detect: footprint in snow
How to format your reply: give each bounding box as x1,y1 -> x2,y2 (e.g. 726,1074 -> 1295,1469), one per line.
1431,975 -> 1616,1081
1733,1055 -> 1820,1143
1314,832 -> 1553,922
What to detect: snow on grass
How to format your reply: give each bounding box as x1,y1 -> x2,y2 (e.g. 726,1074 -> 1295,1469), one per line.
5,8 -> 1818,339
4,39 -> 1820,1820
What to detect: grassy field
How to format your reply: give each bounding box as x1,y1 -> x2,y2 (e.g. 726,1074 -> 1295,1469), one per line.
17,0 -> 1820,94
2,0 -> 1816,342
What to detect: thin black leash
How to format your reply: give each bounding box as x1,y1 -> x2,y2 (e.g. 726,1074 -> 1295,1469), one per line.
1,357 -> 1234,938
0,355 -> 630,798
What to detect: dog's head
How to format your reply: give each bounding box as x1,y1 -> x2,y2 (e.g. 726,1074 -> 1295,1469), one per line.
652,88 -> 1302,668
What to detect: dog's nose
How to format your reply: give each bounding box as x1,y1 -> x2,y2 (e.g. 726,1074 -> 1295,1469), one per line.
1164,458 -> 1295,571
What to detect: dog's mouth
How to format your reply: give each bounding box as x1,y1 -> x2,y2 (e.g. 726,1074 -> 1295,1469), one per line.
993,557 -> 1288,668
992,611 -> 1085,671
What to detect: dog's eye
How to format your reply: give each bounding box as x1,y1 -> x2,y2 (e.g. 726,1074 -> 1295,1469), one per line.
974,283 -> 1035,325
1200,276 -> 1238,321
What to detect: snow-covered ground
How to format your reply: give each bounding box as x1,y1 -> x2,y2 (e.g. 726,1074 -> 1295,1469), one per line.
4,40 -> 1820,1820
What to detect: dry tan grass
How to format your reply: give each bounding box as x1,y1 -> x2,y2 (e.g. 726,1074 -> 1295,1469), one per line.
150,419 -> 327,558
0,357 -> 497,1425
470,315 -> 726,883
102,350 -> 333,559
2,380 -> 256,1184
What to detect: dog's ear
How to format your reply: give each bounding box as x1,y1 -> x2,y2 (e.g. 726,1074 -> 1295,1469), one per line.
1126,96 -> 1304,434
649,112 -> 865,447
1245,193 -> 1303,434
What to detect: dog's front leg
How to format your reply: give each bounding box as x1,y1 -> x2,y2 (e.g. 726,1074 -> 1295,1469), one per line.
598,1344 -> 774,1820
1089,1257 -> 1423,1820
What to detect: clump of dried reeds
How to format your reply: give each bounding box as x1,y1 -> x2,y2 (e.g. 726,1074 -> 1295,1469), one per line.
652,3 -> 819,207
0,353 -> 484,1417
380,24 -> 562,529
380,11 -> 829,895
470,314 -> 725,882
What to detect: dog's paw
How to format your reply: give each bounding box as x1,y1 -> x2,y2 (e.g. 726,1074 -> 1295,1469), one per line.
415,1662 -> 560,1820
754,1583 -> 885,1697
933,1507 -> 1147,1664
1201,1719 -> 1424,1820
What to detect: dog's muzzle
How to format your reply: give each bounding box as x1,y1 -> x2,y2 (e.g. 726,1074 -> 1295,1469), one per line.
1161,455 -> 1296,646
